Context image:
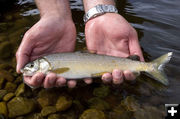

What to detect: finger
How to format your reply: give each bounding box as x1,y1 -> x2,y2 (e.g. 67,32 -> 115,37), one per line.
23,72 -> 45,87
84,78 -> 93,84
44,73 -> 57,88
67,80 -> 77,88
112,69 -> 124,84
129,30 -> 144,61
16,32 -> 34,73
102,73 -> 112,83
56,77 -> 66,87
123,70 -> 136,81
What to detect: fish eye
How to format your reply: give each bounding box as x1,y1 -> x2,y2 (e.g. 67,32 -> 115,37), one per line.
30,64 -> 34,67
27,63 -> 34,68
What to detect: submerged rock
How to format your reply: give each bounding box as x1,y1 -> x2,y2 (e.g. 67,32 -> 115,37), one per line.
0,90 -> 7,100
48,114 -> 61,119
0,41 -> 13,59
55,96 -> 72,112
0,78 -> 5,89
93,85 -> 110,98
134,105 -> 165,119
14,76 -> 23,85
0,70 -> 14,82
121,96 -> 140,112
26,113 -> 44,119
0,102 -> 7,117
80,109 -> 105,119
7,97 -> 36,118
0,35 -> 7,42
72,100 -> 84,113
88,97 -> 110,111
0,63 -> 13,70
3,92 -> 14,102
37,89 -> 58,108
110,104 -> 133,119
15,116 -> 24,119
41,106 -> 57,117
4,82 -> 17,92
15,83 -> 25,96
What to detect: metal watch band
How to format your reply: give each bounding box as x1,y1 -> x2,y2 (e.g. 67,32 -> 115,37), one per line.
83,4 -> 118,23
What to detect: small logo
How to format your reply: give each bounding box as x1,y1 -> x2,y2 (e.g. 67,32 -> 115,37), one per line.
165,104 -> 180,119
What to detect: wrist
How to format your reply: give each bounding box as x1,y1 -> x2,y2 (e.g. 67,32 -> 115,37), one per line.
41,11 -> 72,21
35,0 -> 72,20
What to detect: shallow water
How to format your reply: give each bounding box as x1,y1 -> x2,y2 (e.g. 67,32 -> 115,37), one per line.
0,0 -> 180,118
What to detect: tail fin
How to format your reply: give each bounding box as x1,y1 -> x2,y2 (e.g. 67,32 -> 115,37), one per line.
148,52 -> 173,86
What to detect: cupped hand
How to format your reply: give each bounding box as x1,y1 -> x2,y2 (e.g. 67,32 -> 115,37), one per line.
16,16 -> 77,88
85,13 -> 144,84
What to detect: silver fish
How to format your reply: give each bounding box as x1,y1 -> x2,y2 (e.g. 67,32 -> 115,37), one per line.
21,52 -> 173,85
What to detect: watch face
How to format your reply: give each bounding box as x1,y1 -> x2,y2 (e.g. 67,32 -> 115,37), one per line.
103,5 -> 109,11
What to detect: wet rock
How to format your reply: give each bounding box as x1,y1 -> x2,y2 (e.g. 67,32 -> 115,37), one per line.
9,28 -> 26,46
56,96 -> 72,112
0,102 -> 7,117
5,15 -> 13,21
0,23 -> 8,32
61,109 -> 77,119
110,105 -> 133,119
148,96 -> 165,105
80,109 -> 105,119
134,105 -> 165,119
48,114 -> 61,119
37,89 -> 58,108
4,82 -> 17,92
72,100 -> 84,113
3,92 -> 14,102
0,35 -> 7,42
0,63 -> 12,70
15,83 -> 25,96
0,77 -> 5,89
7,97 -> 36,118
14,76 -> 23,85
93,85 -> 110,98
121,96 -> 140,111
0,90 -> 7,100
15,116 -> 24,119
88,97 -> 110,111
41,106 -> 57,117
0,41 -> 13,59
0,70 -> 14,82
26,113 -> 44,119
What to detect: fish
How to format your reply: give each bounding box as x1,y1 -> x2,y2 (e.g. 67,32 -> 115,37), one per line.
20,52 -> 173,86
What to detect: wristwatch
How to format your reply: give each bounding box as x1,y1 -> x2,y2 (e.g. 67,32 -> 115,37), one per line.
83,4 -> 118,23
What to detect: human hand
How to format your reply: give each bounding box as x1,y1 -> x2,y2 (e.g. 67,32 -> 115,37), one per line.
85,13 -> 144,84
16,15 -> 77,88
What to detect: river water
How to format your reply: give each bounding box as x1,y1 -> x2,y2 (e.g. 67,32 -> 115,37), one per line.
0,0 -> 180,118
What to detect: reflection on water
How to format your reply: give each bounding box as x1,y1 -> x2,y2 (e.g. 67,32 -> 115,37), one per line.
0,0 -> 180,118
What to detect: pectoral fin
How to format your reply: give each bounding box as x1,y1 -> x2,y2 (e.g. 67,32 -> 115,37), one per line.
51,67 -> 70,74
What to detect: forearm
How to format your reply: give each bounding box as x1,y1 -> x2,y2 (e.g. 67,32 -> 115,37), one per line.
83,0 -> 115,12
35,0 -> 72,19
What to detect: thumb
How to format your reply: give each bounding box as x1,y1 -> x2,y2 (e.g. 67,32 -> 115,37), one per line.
128,30 -> 144,61
16,33 -> 33,73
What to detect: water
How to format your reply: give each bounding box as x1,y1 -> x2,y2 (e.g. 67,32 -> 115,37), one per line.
0,0 -> 180,118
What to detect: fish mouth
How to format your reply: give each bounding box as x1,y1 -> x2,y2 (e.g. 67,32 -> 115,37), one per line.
20,69 -> 24,73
